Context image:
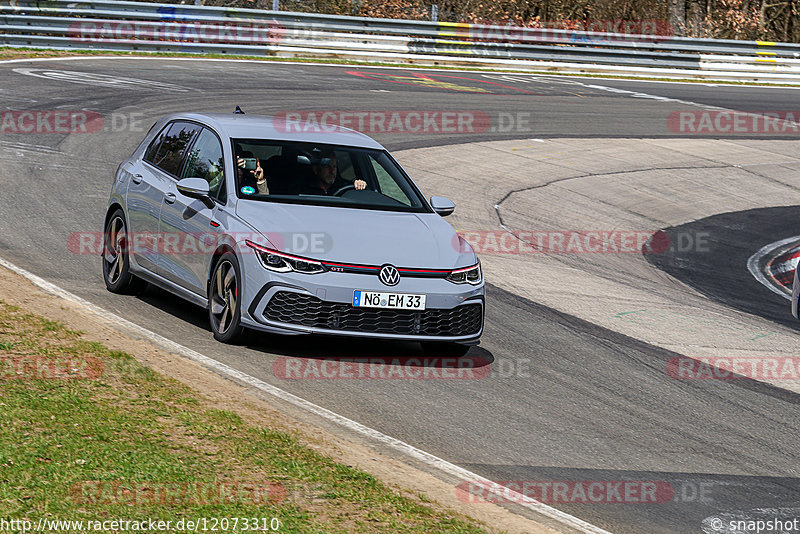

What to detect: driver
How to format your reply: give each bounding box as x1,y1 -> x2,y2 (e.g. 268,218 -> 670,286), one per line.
302,149 -> 366,195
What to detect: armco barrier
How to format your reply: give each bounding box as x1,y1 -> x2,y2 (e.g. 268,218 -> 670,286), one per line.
3,0 -> 800,83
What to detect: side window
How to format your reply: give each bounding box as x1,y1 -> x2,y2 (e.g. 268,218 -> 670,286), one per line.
183,128 -> 225,202
143,124 -> 168,164
369,155 -> 411,206
150,121 -> 200,176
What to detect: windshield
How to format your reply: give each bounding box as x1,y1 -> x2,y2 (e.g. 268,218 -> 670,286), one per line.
232,139 -> 429,212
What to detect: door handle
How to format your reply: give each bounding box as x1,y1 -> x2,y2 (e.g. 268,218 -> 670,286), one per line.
131,173 -> 143,184
164,192 -> 176,204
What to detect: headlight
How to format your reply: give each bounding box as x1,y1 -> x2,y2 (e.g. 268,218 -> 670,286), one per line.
447,262 -> 482,285
245,240 -> 324,274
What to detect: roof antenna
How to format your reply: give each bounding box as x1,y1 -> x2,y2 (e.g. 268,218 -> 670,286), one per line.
234,106 -> 245,114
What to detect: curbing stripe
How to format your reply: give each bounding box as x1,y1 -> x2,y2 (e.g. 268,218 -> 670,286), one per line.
746,236 -> 800,300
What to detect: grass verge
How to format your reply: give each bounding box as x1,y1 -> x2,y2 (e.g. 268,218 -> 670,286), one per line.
0,300 -> 491,533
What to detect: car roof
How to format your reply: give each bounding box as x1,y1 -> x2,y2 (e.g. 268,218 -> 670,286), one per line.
165,112 -> 385,150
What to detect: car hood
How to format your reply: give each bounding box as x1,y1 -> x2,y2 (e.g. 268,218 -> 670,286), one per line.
235,201 -> 475,268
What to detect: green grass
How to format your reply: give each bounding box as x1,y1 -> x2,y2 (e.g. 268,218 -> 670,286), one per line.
1,46 -> 797,87
0,301 -> 491,533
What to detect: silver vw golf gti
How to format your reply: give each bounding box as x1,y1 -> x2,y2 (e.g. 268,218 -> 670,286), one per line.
103,111 -> 484,354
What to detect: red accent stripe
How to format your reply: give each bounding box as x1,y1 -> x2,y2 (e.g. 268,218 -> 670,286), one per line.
398,267 -> 452,274
322,262 -> 451,274
766,245 -> 800,288
322,261 -> 380,271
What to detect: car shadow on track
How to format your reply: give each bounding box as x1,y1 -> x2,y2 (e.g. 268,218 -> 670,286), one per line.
242,332 -> 495,380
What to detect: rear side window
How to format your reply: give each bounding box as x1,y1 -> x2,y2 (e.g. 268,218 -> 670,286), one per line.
183,128 -> 226,203
143,124 -> 168,164
145,121 -> 201,176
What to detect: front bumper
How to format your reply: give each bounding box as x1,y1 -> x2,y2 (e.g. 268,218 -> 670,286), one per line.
239,255 -> 484,342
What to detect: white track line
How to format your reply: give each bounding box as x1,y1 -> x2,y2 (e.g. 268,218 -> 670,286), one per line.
746,236 -> 800,300
1,55 -> 799,90
0,255 -> 610,534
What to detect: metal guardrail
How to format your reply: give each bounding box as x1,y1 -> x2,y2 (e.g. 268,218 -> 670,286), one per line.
3,0 -> 800,83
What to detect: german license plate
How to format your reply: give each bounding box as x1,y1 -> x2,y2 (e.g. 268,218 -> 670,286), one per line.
353,291 -> 426,310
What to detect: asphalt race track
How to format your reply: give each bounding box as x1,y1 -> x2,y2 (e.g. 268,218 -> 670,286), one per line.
2,57 -> 800,533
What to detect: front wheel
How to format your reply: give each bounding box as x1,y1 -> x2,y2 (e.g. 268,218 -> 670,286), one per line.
209,252 -> 244,343
102,210 -> 146,294
420,341 -> 471,357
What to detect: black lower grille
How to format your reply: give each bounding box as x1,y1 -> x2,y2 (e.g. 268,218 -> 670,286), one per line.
264,292 -> 482,336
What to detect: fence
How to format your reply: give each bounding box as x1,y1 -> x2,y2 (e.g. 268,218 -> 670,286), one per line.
3,0 -> 800,83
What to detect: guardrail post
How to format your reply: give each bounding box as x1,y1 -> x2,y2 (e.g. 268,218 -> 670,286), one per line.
272,0 -> 279,11
431,4 -> 438,22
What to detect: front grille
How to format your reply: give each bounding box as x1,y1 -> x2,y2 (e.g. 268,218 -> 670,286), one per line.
264,291 -> 482,337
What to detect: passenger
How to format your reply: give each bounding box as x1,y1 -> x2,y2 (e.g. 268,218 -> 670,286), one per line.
236,151 -> 269,195
302,149 -> 366,195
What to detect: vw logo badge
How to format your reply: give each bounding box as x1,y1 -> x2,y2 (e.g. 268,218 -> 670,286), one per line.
379,265 -> 400,286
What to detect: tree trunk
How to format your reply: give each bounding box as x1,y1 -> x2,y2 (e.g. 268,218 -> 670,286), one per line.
670,0 -> 687,36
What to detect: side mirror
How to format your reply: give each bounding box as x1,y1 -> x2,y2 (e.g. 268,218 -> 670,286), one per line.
430,195 -> 455,217
177,177 -> 210,198
177,178 -> 214,208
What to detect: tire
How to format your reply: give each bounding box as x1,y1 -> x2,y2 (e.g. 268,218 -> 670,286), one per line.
420,341 -> 471,357
209,252 -> 244,343
102,209 -> 146,294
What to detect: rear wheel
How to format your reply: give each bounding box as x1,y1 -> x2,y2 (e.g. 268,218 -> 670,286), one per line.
102,210 -> 146,294
420,341 -> 471,357
209,252 -> 244,343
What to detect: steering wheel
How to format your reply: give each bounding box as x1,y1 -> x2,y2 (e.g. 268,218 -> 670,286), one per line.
331,184 -> 356,196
